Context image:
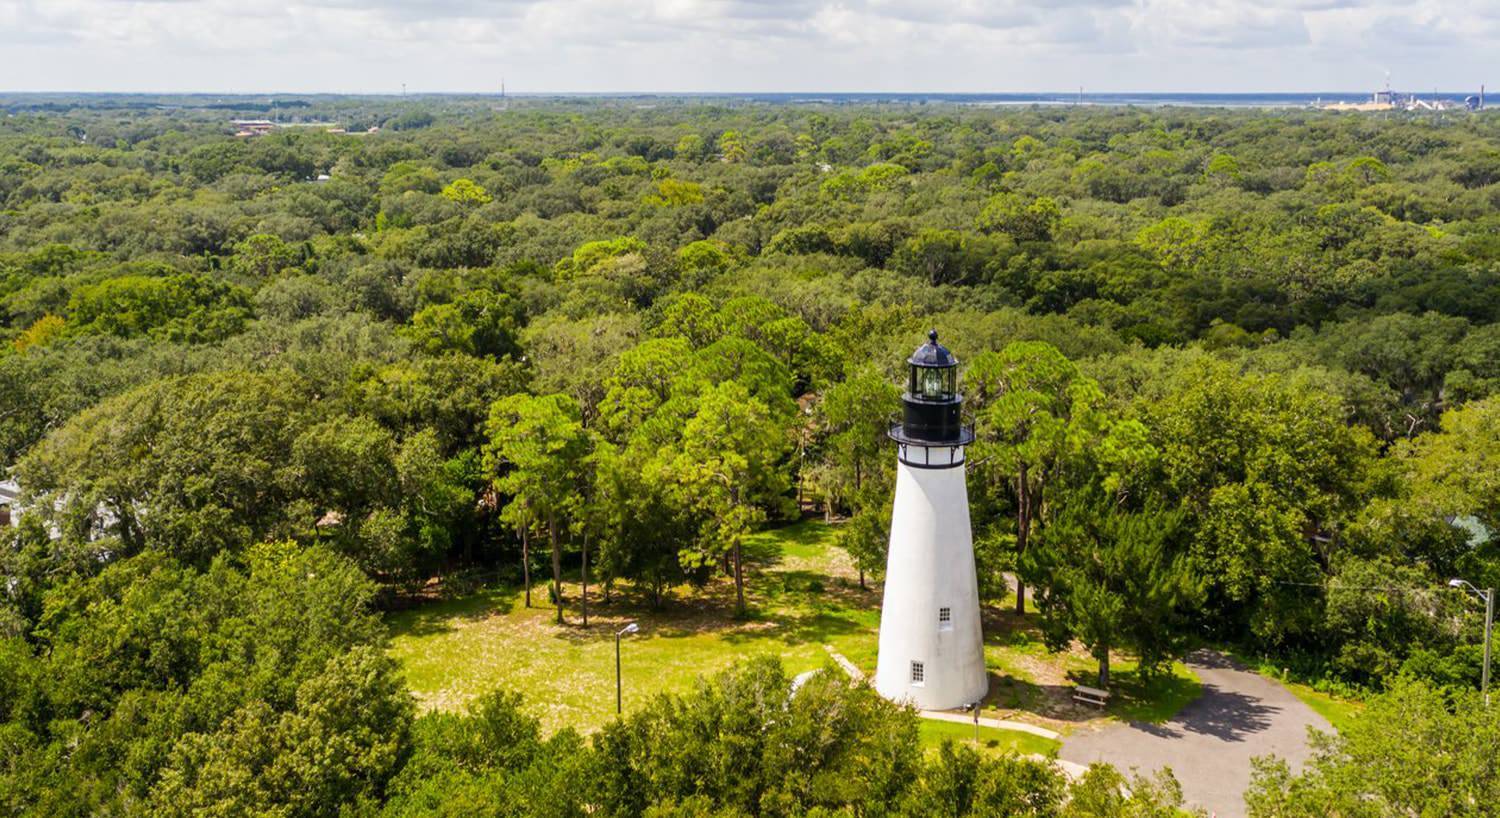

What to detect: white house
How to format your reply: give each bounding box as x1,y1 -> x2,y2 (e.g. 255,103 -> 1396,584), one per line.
0,479 -> 21,529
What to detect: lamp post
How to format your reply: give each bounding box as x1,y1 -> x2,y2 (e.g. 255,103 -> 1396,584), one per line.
1450,579 -> 1494,706
615,622 -> 639,715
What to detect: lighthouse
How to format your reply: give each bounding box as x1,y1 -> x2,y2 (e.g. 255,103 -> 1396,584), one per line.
874,330 -> 987,711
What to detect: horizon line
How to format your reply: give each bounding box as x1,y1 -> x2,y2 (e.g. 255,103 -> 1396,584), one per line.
0,88 -> 1487,98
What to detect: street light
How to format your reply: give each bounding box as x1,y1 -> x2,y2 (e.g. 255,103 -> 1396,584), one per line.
969,700 -> 982,746
615,622 -> 639,715
1450,578 -> 1494,706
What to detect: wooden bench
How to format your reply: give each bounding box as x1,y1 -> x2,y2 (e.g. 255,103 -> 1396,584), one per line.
1073,685 -> 1111,708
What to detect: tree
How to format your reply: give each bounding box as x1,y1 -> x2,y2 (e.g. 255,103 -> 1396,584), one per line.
816,370 -> 899,514
675,133 -> 707,161
484,394 -> 593,625
675,241 -> 736,287
717,130 -> 748,163
836,493 -> 890,592
0,542 -> 408,816
228,233 -> 301,278
967,342 -> 1103,614
11,313 -> 65,351
653,292 -> 724,348
405,290 -> 524,360
66,273 -> 252,343
902,741 -> 1066,817
1322,556 -> 1458,684
889,229 -> 1003,287
1031,497 -> 1200,687
1203,152 -> 1242,186
1398,395 -> 1500,537
1148,362 -> 1378,644
149,646 -> 412,817
817,371 -> 900,589
594,441 -> 691,610
646,178 -> 705,207
587,657 -> 921,818
1063,764 -> 1190,818
15,371 -> 314,564
1309,312 -> 1469,433
441,178 -> 493,206
668,381 -> 790,616
976,192 -> 1062,243
599,336 -> 696,440
1246,679 -> 1500,818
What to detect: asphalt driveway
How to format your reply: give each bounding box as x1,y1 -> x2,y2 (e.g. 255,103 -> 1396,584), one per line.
1059,649 -> 1331,818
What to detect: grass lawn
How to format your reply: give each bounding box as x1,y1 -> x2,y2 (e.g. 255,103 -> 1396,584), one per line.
388,520 -> 881,732
1282,682 -> 1363,732
917,718 -> 1061,756
978,609 -> 1201,726
1222,648 -> 1364,732
389,519 -> 1203,734
1102,661 -> 1203,723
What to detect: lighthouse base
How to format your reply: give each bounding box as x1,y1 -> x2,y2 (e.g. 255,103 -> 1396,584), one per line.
874,458 -> 987,711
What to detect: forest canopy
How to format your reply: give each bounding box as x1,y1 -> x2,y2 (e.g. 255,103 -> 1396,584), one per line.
3,95 -> 1500,814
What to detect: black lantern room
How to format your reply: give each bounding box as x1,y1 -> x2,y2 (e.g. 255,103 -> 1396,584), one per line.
890,330 -> 974,466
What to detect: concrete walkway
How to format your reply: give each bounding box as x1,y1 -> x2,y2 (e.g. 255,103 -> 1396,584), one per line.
1059,649 -> 1331,818
819,644 -> 1062,741
822,644 -> 865,680
918,709 -> 1061,739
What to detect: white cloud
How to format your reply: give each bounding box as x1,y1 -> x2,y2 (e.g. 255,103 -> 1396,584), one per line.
0,0 -> 1489,91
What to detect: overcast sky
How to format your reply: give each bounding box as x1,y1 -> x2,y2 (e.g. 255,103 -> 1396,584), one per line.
0,0 -> 1493,94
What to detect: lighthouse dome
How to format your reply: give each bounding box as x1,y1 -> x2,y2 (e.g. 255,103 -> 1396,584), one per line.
908,329 -> 957,368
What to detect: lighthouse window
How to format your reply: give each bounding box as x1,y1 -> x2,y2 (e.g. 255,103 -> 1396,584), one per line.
921,368 -> 945,399
910,661 -> 925,685
938,607 -> 952,630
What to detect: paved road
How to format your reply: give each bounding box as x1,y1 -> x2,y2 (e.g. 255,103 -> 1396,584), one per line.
1059,650 -> 1331,818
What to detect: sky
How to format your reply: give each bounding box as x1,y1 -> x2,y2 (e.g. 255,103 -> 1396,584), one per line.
0,0 -> 1494,94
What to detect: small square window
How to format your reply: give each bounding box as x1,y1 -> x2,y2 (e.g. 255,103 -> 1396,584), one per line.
910,661 -> 925,685
938,607 -> 951,623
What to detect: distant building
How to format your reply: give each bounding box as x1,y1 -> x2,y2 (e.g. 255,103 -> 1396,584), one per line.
0,477 -> 111,542
232,119 -> 277,137
0,480 -> 19,528
1452,515 -> 1493,547
1321,79 -> 1470,113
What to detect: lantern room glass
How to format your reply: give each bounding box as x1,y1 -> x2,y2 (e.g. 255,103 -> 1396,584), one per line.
909,364 -> 956,400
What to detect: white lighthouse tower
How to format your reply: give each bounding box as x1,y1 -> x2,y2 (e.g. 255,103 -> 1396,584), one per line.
874,330 -> 987,711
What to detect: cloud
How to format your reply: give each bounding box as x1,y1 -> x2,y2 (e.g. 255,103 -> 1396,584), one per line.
0,0 -> 1489,91
1131,0 -> 1313,49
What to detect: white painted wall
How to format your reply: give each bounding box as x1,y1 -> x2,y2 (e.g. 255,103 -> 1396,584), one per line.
874,454 -> 987,710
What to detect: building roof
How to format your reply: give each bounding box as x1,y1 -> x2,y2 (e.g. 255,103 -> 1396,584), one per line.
908,329 -> 957,368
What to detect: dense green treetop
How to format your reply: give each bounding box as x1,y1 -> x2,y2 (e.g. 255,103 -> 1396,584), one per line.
4,98 -> 1500,814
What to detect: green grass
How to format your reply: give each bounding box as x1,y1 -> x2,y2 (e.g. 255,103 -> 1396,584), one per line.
975,614 -> 1202,725
1220,647 -> 1364,732
917,719 -> 1061,756
388,519 -> 1209,735
1282,681 -> 1362,732
1099,661 -> 1203,724
388,520 -> 882,733
742,519 -> 836,564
